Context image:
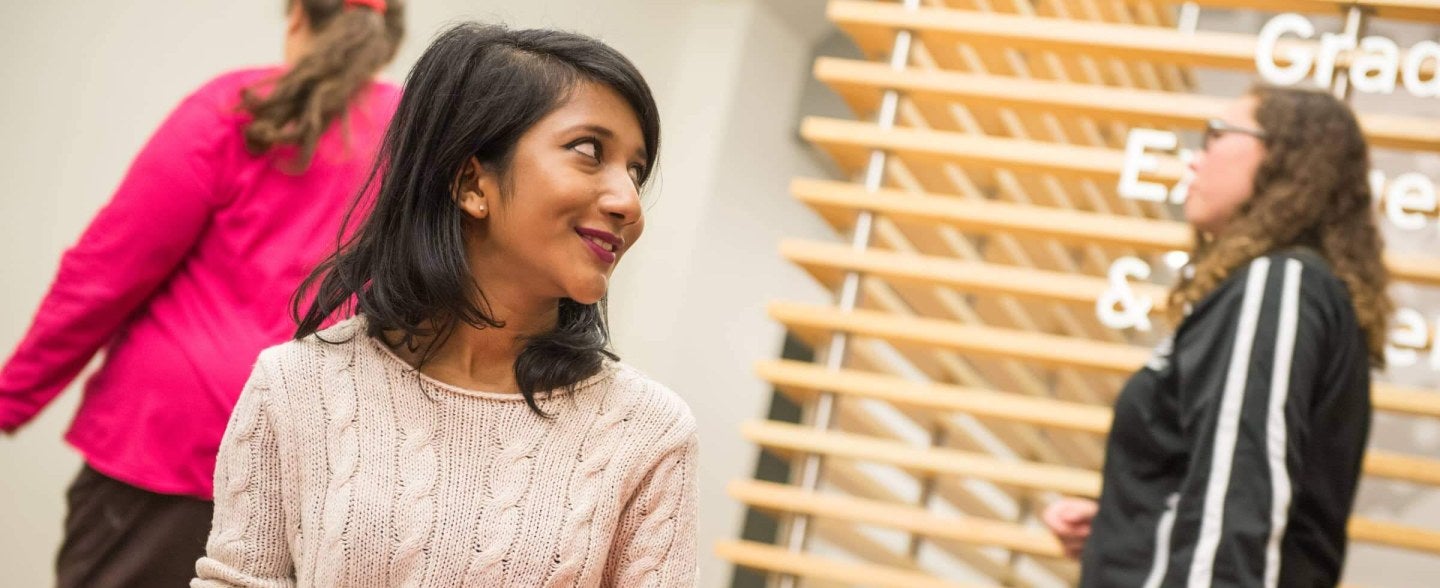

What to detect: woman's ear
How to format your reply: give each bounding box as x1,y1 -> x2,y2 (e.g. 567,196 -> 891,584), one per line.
286,1 -> 309,35
453,156 -> 491,220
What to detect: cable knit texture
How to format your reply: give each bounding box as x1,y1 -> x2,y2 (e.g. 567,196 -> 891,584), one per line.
193,317 -> 698,587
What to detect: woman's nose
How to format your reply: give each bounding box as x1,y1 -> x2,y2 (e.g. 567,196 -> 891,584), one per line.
1188,150 -> 1204,174
599,174 -> 642,226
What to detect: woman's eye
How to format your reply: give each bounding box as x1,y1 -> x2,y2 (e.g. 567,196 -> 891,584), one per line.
573,140 -> 599,160
628,165 -> 643,185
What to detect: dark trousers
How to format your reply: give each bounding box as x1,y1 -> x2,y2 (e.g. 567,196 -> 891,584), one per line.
56,464 -> 213,588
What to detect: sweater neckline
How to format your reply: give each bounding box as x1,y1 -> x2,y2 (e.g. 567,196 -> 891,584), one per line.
359,322 -> 618,401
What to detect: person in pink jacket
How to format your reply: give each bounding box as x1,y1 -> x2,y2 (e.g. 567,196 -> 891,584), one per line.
0,1 -> 405,586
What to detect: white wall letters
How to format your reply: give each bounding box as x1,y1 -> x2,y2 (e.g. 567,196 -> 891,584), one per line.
1256,12 -> 1440,97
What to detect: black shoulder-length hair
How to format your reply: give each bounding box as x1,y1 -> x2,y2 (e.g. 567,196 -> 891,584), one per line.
292,23 -> 661,415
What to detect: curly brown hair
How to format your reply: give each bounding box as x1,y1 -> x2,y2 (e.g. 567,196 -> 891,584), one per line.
242,0 -> 406,169
1167,85 -> 1392,366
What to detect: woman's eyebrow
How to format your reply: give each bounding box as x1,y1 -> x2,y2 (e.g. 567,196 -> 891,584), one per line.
562,123 -> 647,161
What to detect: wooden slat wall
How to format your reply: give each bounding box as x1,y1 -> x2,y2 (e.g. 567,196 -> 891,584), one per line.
724,0 -> 1440,586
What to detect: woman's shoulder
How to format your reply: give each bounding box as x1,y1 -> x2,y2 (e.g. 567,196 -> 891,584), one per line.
1207,249 -> 1344,296
1258,248 -> 1351,304
1195,249 -> 1352,323
594,362 -> 697,440
1263,247 -> 1338,274
253,316 -> 370,382
184,67 -> 399,117
182,66 -> 284,110
202,65 -> 283,91
364,77 -> 403,103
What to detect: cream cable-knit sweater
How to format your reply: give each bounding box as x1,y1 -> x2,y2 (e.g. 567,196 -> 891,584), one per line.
192,318 -> 698,587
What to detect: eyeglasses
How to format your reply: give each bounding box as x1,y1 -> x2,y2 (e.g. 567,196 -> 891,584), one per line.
1202,118 -> 1266,150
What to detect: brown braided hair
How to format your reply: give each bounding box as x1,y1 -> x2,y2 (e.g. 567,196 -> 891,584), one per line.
241,0 -> 405,168
1168,85 -> 1392,366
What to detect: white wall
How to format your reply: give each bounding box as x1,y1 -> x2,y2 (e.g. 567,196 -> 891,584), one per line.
0,1 -> 831,586
606,2 -> 837,584
0,3 -> 284,587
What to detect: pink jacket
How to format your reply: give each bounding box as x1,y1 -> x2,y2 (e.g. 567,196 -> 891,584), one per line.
0,67 -> 399,498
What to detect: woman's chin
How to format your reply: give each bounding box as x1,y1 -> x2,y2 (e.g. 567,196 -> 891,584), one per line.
570,294 -> 605,305
1182,203 -> 1210,231
1184,211 -> 1223,234
567,281 -> 609,305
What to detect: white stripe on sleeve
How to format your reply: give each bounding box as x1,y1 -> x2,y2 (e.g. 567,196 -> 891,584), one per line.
1262,259 -> 1303,587
1187,257 -> 1272,588
1143,493 -> 1182,588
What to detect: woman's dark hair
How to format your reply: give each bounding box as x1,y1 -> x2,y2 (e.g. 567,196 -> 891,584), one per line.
1169,85 -> 1392,366
242,0 -> 406,168
293,23 -> 661,415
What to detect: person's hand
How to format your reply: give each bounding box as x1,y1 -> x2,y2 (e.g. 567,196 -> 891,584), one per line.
1041,497 -> 1099,559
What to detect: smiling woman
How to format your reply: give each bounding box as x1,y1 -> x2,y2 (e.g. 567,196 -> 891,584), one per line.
191,23 -> 697,588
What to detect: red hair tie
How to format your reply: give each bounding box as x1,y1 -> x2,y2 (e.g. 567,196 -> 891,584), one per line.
343,0 -> 387,15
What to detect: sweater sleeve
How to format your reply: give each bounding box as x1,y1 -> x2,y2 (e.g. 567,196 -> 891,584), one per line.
1160,255 -> 1344,587
603,423 -> 699,587
0,82 -> 230,432
193,358 -> 296,588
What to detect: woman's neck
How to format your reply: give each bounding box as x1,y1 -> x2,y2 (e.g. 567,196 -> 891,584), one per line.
388,298 -> 558,394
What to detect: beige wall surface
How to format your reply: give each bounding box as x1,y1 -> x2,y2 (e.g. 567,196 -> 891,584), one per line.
1,3 -> 286,586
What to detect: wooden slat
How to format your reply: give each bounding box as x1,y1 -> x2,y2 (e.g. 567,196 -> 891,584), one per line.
1385,255 -> 1440,288
795,177 -> 1188,248
811,518 -> 922,572
845,272 -> 1106,469
783,238 -> 1171,312
815,57 -> 1440,153
820,458 -> 1032,581
1376,386 -> 1440,420
822,455 -> 1080,584
815,377 -> 1050,514
745,419 -> 1105,497
1177,0 -> 1440,24
773,300 -> 1150,373
834,0 -> 1254,69
792,178 -> 1440,286
759,359 -> 1113,433
761,359 -> 1440,486
759,410 -> 1440,557
829,0 -> 1435,75
803,116 -> 1186,183
716,540 -> 987,588
770,300 -> 1440,419
1363,451 -> 1440,488
747,415 -> 1440,555
730,479 -> 1066,557
1350,518 -> 1440,554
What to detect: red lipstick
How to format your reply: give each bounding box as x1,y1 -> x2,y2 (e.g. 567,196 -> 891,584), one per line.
576,227 -> 621,264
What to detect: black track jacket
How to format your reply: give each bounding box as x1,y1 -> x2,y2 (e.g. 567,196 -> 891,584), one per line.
1082,250 -> 1371,587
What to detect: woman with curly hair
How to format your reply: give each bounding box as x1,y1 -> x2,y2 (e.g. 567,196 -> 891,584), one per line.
1043,86 -> 1391,587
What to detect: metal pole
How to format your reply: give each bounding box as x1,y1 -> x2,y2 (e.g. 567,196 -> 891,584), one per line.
905,424 -> 947,560
776,1 -> 921,586
1332,6 -> 1369,100
1176,2 -> 1200,34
